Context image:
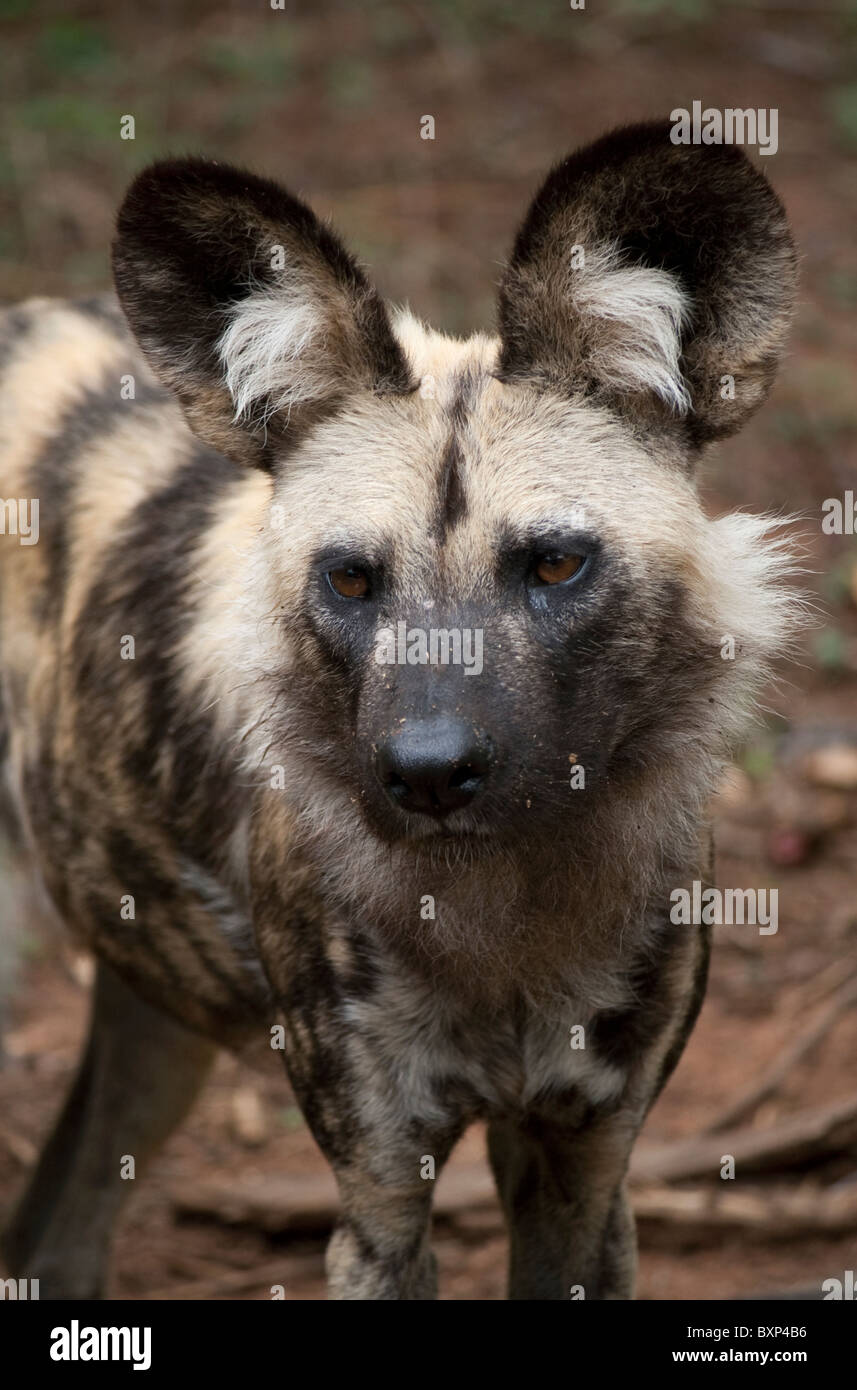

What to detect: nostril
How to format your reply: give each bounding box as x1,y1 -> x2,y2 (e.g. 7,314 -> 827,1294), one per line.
385,770 -> 410,798
448,763 -> 480,791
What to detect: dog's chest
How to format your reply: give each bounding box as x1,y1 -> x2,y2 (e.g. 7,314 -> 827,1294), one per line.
341,966 -> 629,1128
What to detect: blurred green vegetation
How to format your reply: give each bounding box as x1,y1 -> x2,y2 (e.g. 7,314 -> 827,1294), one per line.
814,626 -> 851,676
829,78 -> 857,149
823,549 -> 857,606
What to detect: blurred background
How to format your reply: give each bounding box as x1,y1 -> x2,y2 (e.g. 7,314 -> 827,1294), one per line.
1,0 -> 856,1299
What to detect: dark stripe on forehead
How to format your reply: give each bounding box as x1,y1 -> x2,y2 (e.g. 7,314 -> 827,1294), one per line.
433,369 -> 482,539
436,433 -> 466,537
449,368 -> 480,430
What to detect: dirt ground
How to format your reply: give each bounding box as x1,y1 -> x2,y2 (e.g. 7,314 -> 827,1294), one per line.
1,0 -> 856,1299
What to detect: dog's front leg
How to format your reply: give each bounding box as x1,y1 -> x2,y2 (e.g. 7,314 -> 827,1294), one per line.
275,967 -> 462,1300
488,1108 -> 639,1301
250,817 -> 463,1300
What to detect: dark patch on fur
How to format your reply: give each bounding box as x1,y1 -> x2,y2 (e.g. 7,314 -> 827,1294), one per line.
28,375 -> 167,627
279,960 -> 358,1164
650,920 -> 712,1108
0,308 -> 32,382
589,939 -> 679,1073
106,828 -> 178,907
433,370 -> 478,538
71,440 -> 239,862
84,888 -> 186,997
71,294 -> 128,336
435,433 -> 466,538
341,930 -> 382,1000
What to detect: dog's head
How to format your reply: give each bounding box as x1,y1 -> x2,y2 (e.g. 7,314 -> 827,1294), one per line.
113,123 -> 800,853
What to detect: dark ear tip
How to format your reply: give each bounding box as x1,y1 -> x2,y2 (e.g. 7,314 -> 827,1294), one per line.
112,157 -> 324,279
552,118 -> 773,184
115,156 -> 298,234
514,119 -> 792,273
115,156 -> 234,221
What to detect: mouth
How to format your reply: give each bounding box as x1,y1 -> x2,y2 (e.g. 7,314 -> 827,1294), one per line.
359,790 -> 495,853
394,814 -> 493,848
408,821 -> 492,845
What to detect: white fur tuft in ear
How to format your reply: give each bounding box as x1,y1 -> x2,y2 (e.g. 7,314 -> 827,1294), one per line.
218,284 -> 329,424
573,243 -> 691,413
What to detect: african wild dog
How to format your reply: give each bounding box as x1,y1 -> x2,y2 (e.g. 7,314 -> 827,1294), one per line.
0,123 -> 799,1299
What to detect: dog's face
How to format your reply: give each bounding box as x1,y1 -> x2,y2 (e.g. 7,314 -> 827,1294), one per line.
113,124 -> 798,851
261,361 -> 721,848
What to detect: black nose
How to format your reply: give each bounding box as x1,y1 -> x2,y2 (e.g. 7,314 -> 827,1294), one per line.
375,718 -> 491,818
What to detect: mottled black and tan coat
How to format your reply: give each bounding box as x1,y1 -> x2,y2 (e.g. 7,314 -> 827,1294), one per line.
0,123 -> 799,1299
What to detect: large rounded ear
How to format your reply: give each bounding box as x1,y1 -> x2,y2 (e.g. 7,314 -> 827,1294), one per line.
497,122 -> 797,445
112,158 -> 414,469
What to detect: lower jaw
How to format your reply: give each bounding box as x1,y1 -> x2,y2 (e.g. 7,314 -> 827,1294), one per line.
364,815 -> 492,850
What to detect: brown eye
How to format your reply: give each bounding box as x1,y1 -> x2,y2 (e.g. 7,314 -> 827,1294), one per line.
328,566 -> 370,599
534,553 -> 585,585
